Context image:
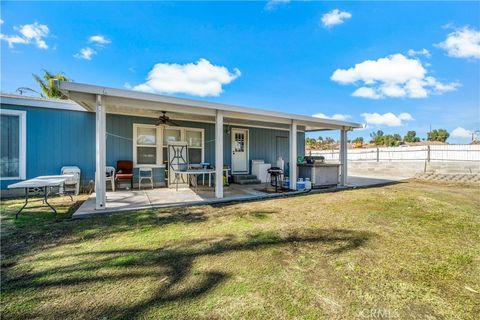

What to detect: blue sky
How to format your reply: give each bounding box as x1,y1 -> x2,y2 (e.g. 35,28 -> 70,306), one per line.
1,1 -> 479,143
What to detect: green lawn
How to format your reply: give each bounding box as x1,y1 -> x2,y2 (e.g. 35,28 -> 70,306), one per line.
1,180 -> 479,319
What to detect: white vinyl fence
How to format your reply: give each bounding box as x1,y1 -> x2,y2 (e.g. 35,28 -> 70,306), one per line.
309,145 -> 480,162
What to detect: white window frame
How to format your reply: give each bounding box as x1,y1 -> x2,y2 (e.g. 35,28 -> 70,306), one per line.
133,124 -> 204,166
184,127 -> 205,163
0,109 -> 26,180
132,124 -> 162,166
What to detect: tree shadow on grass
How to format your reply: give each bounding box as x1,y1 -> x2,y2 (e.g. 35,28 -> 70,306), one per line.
0,206 -> 208,269
2,228 -> 374,319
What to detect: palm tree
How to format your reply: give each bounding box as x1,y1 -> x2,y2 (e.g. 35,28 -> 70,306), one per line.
32,70 -> 69,99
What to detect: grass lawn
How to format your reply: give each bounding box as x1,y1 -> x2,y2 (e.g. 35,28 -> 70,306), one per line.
1,180 -> 479,319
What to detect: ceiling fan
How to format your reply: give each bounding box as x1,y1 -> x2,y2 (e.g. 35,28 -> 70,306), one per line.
156,111 -> 179,126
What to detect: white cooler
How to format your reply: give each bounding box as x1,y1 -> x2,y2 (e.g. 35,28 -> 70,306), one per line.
252,160 -> 271,183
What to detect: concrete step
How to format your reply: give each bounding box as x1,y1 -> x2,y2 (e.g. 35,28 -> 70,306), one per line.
237,178 -> 262,185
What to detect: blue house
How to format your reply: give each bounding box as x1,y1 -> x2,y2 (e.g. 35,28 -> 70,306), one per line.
1,82 -> 361,211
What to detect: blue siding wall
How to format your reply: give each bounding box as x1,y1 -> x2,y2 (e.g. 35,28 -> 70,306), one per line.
1,103 -> 305,189
105,114 -> 216,165
1,104 -> 96,189
223,127 -> 305,172
105,115 -> 306,171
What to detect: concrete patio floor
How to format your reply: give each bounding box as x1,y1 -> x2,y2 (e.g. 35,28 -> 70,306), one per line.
73,175 -> 404,218
73,184 -> 297,218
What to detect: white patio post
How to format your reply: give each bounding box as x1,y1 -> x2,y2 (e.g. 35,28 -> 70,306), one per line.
289,120 -> 297,190
95,94 -> 106,209
340,128 -> 348,186
215,110 -> 224,198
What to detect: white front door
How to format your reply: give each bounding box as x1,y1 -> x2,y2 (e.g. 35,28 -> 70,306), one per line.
231,128 -> 248,173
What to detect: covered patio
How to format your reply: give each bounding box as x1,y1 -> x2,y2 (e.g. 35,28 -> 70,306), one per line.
56,81 -> 362,214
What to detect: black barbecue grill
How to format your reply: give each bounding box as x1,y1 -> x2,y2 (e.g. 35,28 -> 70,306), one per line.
267,167 -> 284,192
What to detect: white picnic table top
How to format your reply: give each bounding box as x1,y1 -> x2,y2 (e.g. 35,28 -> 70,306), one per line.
8,174 -> 75,189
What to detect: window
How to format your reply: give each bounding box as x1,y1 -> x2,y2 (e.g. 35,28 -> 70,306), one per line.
133,125 -> 161,165
0,109 -> 26,180
186,129 -> 203,163
163,128 -> 181,145
133,124 -> 204,166
162,128 -> 182,165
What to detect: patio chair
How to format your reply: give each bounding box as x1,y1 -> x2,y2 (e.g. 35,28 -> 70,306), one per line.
106,166 -> 116,191
115,160 -> 134,189
138,167 -> 154,190
61,166 -> 81,195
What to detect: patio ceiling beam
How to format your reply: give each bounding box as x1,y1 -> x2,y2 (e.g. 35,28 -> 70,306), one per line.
103,96 -> 216,117
223,111 -> 292,125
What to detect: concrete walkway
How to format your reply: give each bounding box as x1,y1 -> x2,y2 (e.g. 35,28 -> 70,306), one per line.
73,175 -> 404,219
347,175 -> 406,187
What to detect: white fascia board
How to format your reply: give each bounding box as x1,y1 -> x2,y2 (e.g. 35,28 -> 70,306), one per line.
56,81 -> 363,129
0,93 -> 86,112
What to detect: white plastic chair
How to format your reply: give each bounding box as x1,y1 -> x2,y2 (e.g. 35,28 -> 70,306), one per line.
106,166 -> 116,191
61,166 -> 81,195
138,167 -> 154,190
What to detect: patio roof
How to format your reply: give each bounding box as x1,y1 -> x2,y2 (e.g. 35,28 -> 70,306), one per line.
55,81 -> 363,132
53,80 -> 354,207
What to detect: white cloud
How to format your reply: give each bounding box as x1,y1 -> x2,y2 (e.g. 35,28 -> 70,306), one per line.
0,19 -> 4,25
451,127 -> 473,138
361,112 -> 414,127
74,47 -> 96,60
437,26 -> 480,59
265,0 -> 290,11
0,34 -> 28,47
407,48 -> 431,58
312,113 -> 351,121
321,9 -> 352,28
89,35 -> 111,45
0,22 -> 49,49
133,58 -> 241,97
73,35 -> 110,61
331,53 -> 459,99
352,87 -> 381,99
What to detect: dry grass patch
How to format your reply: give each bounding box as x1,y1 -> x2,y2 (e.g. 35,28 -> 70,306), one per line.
1,181 -> 479,319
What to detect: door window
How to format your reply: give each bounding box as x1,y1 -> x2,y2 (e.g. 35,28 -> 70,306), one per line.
234,133 -> 245,152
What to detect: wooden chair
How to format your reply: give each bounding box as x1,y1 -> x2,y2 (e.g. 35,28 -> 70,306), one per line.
115,160 -> 134,189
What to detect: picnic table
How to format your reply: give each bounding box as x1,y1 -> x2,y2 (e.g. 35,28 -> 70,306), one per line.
8,174 -> 75,218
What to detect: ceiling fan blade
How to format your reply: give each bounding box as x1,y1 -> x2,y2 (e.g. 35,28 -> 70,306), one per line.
167,119 -> 180,127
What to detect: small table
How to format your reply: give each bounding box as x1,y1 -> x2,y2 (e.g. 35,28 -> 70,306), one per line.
173,169 -> 215,191
8,174 -> 75,218
199,168 -> 231,187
